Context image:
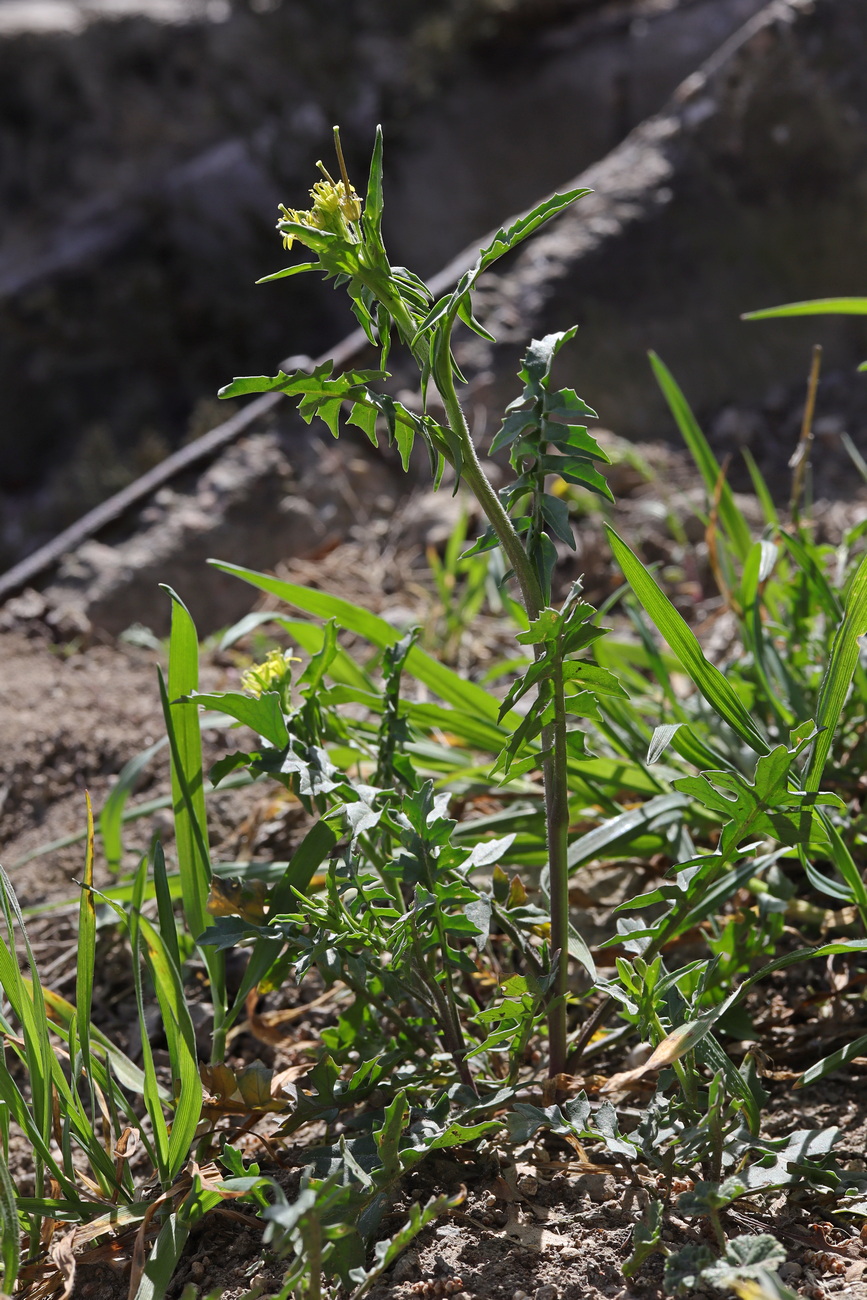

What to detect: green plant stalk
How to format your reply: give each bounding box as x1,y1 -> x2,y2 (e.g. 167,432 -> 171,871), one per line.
646,1004 -> 699,1113
432,910 -> 469,1054
339,970 -> 433,1056
544,661 -> 571,1076
790,343 -> 821,522
708,1205 -> 726,1252
708,1087 -> 724,1183
305,1212 -> 323,1300
401,295 -> 572,1078
245,165 -> 590,1081
411,928 -> 475,1092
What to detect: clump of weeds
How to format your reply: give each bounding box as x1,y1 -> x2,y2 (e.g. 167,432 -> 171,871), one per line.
2,129 -> 867,1300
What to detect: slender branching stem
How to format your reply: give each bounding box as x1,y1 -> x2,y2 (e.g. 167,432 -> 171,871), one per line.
411,928 -> 477,1093
543,660 -> 571,1077
398,296 -> 574,1079
340,971 -> 433,1054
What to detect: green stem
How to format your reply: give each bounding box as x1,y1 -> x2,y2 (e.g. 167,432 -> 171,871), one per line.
425,308 -> 573,1079
386,292 -> 574,1078
709,1207 -> 727,1252
442,397 -> 544,617
207,952 -> 227,1065
341,970 -> 434,1055
411,928 -> 476,1093
306,1213 -> 323,1300
543,661 -> 571,1078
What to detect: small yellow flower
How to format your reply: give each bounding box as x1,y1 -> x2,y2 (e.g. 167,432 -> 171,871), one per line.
277,171 -> 361,251
241,649 -> 298,697
312,172 -> 362,224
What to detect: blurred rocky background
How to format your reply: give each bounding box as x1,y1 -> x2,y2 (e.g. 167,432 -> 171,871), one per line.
3,0 -> 867,637
1,0 -> 772,567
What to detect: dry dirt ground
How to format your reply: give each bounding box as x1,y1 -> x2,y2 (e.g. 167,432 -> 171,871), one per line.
4,444 -> 867,1300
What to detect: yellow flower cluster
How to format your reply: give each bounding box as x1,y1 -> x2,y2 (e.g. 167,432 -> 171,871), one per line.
240,648 -> 298,697
277,171 -> 362,251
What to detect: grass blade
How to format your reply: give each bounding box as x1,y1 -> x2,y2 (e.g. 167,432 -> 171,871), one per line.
567,793 -> 689,871
797,1032 -> 867,1088
804,550 -> 867,791
812,814 -> 867,929
777,530 -> 842,624
152,840 -> 182,975
37,981 -> 170,1102
76,793 -> 97,1085
647,724 -> 683,765
0,872 -> 121,1199
208,561 -> 505,723
605,526 -> 770,755
127,858 -> 172,1185
131,1182 -> 224,1300
136,913 -> 203,1182
741,448 -> 779,528
160,588 -> 211,940
0,868 -> 61,1198
101,738 -> 167,870
649,353 -> 752,561
0,1147 -> 20,1293
160,587 -> 227,1060
743,297 -> 867,319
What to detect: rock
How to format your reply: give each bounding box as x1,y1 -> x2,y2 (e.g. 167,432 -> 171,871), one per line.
38,422 -> 402,635
393,1251 -> 419,1283
447,0 -> 867,474
574,1173 -> 618,1204
10,0 -> 867,625
2,588 -> 47,623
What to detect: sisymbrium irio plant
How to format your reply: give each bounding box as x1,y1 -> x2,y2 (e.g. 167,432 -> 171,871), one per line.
219,127 -> 617,1075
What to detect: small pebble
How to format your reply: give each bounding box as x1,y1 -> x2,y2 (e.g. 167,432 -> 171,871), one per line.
517,1174 -> 539,1197
779,1263 -> 802,1282
534,1287 -> 558,1300
190,1261 -> 204,1281
512,1291 -> 529,1300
